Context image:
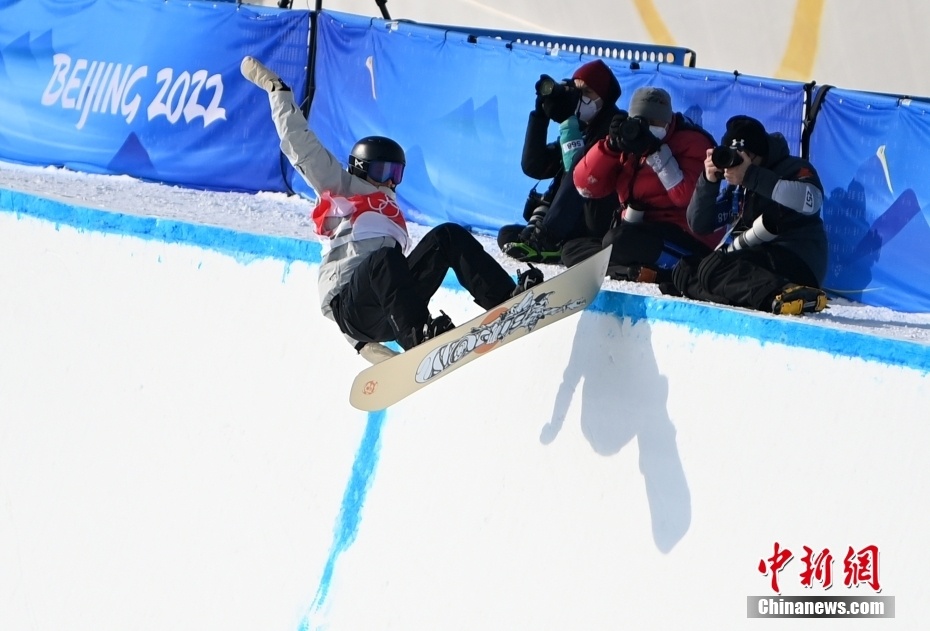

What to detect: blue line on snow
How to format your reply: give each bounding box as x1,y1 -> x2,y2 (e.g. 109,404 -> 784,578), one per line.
3,187 -> 928,370
300,410 -> 386,631
0,188 -> 321,265
592,289 -> 930,374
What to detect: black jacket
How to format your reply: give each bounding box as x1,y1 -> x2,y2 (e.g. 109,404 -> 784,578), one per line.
520,105 -> 620,237
687,132 -> 828,283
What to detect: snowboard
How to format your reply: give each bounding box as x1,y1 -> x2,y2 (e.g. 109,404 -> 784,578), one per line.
348,245 -> 612,411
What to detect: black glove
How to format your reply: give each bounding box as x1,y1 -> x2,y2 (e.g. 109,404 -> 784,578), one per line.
518,222 -> 540,244
534,93 -> 546,115
696,249 -> 727,291
607,111 -> 629,152
533,74 -> 553,114
619,117 -> 662,156
535,75 -> 579,123
670,256 -> 696,296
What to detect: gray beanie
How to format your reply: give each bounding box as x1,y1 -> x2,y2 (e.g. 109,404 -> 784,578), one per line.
628,87 -> 673,124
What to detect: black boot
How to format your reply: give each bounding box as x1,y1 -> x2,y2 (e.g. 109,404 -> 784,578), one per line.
425,311 -> 456,338
511,264 -> 545,297
396,312 -> 456,350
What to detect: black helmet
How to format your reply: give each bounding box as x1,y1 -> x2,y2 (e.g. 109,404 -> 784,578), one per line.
348,136 -> 406,184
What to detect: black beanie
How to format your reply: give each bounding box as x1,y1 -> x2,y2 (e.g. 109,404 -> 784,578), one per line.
721,115 -> 769,158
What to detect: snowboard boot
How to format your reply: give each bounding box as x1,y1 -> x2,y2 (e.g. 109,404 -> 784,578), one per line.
771,284 -> 828,315
501,224 -> 561,264
502,241 -> 560,263
425,311 -> 455,338
397,311 -> 456,350
397,311 -> 455,351
511,264 -> 545,297
607,263 -> 659,283
240,56 -> 290,92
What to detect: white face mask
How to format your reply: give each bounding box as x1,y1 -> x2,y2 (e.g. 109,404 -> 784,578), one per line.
649,124 -> 668,141
577,96 -> 601,123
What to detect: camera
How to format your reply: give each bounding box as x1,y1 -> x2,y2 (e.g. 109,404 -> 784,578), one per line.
619,116 -> 651,144
523,186 -> 551,222
536,75 -> 579,100
537,76 -> 558,97
711,145 -> 744,169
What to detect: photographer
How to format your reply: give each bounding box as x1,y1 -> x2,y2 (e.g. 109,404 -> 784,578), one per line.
665,115 -> 828,315
497,59 -> 622,264
568,87 -> 719,282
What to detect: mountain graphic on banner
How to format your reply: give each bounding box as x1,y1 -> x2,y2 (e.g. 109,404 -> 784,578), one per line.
473,95 -> 505,144
430,95 -> 510,151
28,30 -> 55,64
108,132 -> 156,178
434,98 -> 485,141
0,32 -> 52,159
1,30 -> 53,95
408,96 -> 514,227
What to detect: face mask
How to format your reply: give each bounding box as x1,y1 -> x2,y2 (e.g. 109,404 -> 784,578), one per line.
577,96 -> 601,123
649,125 -> 668,141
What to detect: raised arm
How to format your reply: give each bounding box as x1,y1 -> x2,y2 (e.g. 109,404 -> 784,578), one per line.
267,90 -> 370,197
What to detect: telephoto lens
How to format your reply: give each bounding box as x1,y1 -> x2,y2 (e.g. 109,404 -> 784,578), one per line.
538,77 -> 557,96
711,145 -> 744,169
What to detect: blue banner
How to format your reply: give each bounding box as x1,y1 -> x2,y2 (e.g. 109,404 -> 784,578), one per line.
307,11 -> 806,235
649,66 -> 806,154
3,4 -> 928,312
813,88 -> 930,311
0,0 -> 309,192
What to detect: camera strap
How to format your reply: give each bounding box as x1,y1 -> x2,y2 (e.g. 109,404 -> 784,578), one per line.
713,186 -> 745,251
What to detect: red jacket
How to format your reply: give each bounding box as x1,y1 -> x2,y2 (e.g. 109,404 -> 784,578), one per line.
573,114 -> 719,248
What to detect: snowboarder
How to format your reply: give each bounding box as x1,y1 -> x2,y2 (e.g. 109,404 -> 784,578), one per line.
240,56 -> 543,364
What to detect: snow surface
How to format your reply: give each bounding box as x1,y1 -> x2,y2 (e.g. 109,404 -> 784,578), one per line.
2,159 -> 930,346
4,158 -> 929,630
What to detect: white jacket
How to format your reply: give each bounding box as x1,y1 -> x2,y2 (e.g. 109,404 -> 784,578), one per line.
267,90 -> 409,332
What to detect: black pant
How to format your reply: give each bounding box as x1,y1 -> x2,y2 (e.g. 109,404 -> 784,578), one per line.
497,175 -> 616,254
562,220 -> 712,270
331,223 -> 516,346
671,245 -> 819,311
540,173 -> 588,240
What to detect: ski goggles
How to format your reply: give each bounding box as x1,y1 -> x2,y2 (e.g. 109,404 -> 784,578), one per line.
366,160 -> 405,185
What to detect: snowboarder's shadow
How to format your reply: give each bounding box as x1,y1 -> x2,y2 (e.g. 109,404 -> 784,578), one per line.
541,310 -> 691,553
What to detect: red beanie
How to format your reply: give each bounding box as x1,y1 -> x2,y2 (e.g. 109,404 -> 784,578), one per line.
572,59 -> 621,106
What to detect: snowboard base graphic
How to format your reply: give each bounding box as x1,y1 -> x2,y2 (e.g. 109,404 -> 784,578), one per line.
349,245 -> 611,411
